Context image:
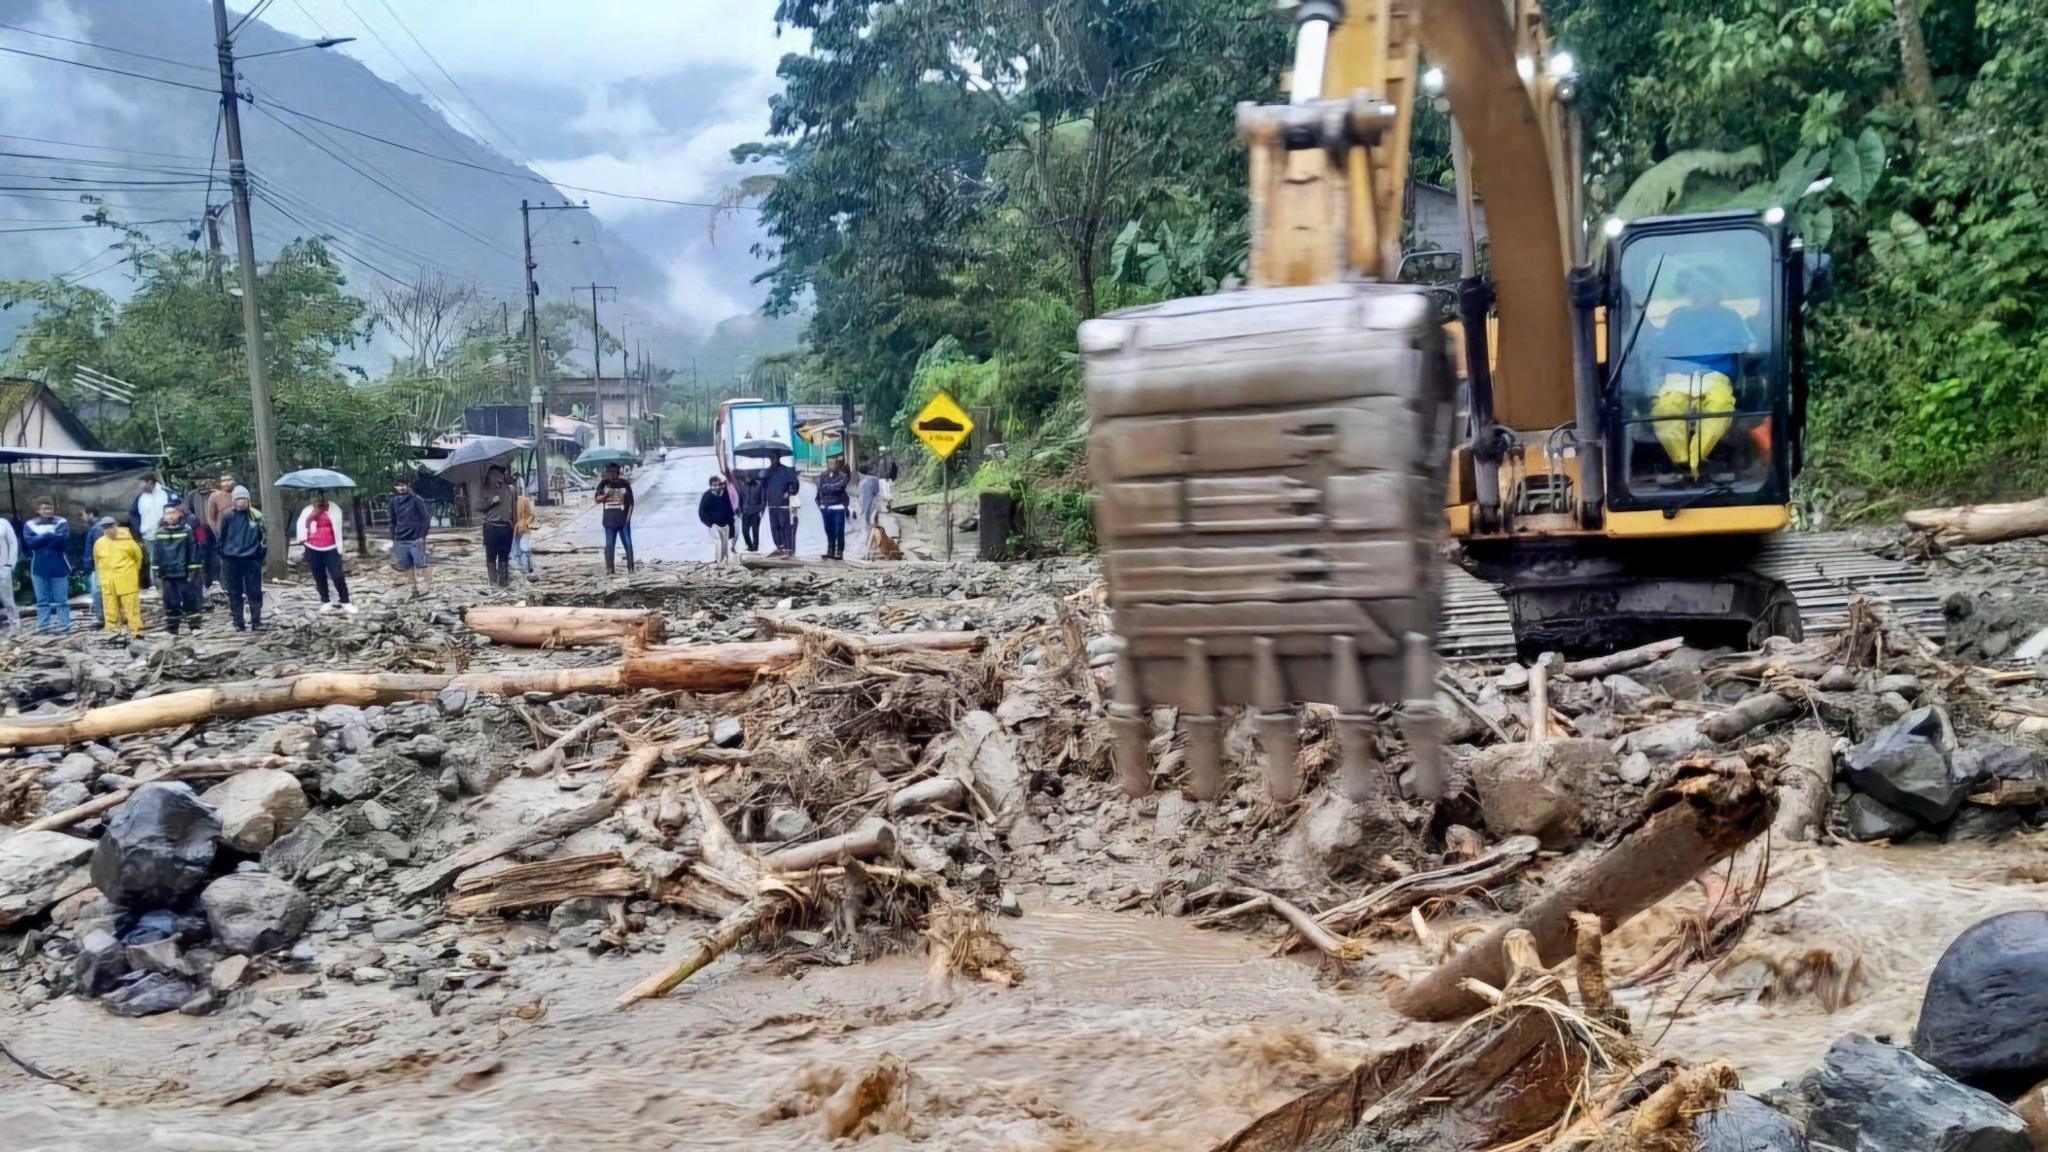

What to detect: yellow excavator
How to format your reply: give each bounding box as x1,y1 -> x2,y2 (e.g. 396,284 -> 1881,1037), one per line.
1080,0 -> 1840,801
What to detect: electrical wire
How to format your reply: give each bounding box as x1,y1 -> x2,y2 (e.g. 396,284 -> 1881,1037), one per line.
333,0 -> 508,170
0,21 -> 213,72
0,44 -> 219,94
0,218 -> 186,234
230,0 -> 281,38
247,99 -> 511,257
250,184 -> 412,286
370,0 -> 535,166
252,171 -> 482,275
0,132 -> 210,162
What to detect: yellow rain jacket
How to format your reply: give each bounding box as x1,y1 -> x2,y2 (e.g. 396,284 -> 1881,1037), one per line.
94,526 -> 146,596
1652,369 -> 1736,477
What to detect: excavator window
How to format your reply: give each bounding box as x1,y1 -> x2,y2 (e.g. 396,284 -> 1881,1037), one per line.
1605,225 -> 1784,509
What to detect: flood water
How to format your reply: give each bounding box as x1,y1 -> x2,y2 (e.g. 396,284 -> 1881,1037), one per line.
9,836 -> 2046,1151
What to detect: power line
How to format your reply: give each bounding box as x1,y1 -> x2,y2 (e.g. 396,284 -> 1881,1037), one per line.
250,185 -> 412,286
0,21 -> 213,72
0,217 -> 188,235
0,132 -> 210,162
247,99 -> 511,257
230,0 -> 281,38
334,0 -> 506,167
0,43 -> 219,94
0,150 -> 217,176
0,181 -> 212,191
370,0 -> 535,166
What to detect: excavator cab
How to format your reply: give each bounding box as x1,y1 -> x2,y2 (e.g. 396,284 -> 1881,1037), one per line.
1601,212 -> 1804,517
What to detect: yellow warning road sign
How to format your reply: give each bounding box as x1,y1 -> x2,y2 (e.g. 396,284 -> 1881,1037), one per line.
912,391 -> 975,459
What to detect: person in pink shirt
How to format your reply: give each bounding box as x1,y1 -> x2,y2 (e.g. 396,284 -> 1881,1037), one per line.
294,493 -> 354,613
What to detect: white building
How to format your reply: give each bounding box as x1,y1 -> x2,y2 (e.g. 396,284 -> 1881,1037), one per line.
1,377 -> 106,475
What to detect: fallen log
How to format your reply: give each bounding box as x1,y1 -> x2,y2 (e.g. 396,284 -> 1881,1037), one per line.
401,738 -> 693,898
1312,834 -> 1541,937
1560,637 -> 1685,681
1216,887 -> 1366,960
1773,728 -> 1836,842
1905,495 -> 2048,547
0,631 -> 986,748
1393,759 -> 1774,1022
448,851 -> 644,917
464,605 -> 667,648
1701,691 -> 1798,743
518,708 -> 615,776
760,818 -> 896,874
886,776 -> 967,817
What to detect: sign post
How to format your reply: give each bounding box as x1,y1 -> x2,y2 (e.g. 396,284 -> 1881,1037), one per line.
911,391 -> 975,563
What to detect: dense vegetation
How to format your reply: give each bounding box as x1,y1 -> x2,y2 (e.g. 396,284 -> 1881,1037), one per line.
743,0 -> 2047,539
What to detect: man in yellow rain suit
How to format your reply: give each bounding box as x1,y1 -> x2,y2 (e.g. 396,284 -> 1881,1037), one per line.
94,521 -> 146,637
1649,267 -> 1754,478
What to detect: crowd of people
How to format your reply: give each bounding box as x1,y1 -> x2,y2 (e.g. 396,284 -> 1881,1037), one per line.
3,448 -> 897,642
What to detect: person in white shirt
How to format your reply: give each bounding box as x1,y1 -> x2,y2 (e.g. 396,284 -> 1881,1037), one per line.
294,494 -> 354,612
129,472 -> 174,587
0,514 -> 20,634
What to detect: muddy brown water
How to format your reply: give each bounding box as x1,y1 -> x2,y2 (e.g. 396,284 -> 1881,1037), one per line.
9,839 -> 2047,1151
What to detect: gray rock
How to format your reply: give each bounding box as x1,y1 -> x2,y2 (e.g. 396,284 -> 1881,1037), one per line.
1818,664 -> 1860,691
549,898 -> 609,932
1625,717 -> 1707,760
73,928 -> 130,996
1842,793 -> 1923,842
260,812 -> 337,880
1916,911 -> 2048,1093
1694,1091 -> 1806,1151
1602,675 -> 1661,711
47,752 -> 97,786
1874,674 -> 1925,700
1471,739 -> 1614,850
339,723 -> 377,755
103,971 -> 195,1017
360,799 -> 396,832
35,781 -> 90,817
125,936 -> 184,976
712,715 -> 744,748
1635,646 -> 1713,700
1806,1034 -> 2025,1152
200,769 -> 310,853
314,704 -> 367,733
96,773 -> 135,792
765,807 -> 812,842
178,988 -> 220,1016
393,734 -> 447,765
999,889 -> 1023,918
435,685 -> 471,717
89,782 -> 221,909
201,873 -> 312,955
1946,806 -> 2027,843
210,954 -> 251,991
0,830 -> 95,929
1844,707 -> 1964,824
370,917 -> 427,943
82,743 -> 120,767
323,756 -> 380,803
1952,742 -> 2047,792
1619,750 -> 1655,785
359,831 -> 413,862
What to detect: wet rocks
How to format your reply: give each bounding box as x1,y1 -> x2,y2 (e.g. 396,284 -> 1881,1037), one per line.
1952,742 -> 2047,793
1693,1091 -> 1807,1151
1841,793 -> 1924,842
201,769 -> 310,853
0,830 -> 95,928
89,782 -> 221,909
712,715 -> 745,748
1842,707 -> 1964,824
102,971 -> 195,1018
1470,739 -> 1614,850
766,808 -> 813,842
201,873 -> 312,955
1804,1033 -> 2027,1152
1916,911 -> 2048,1093
73,928 -> 131,996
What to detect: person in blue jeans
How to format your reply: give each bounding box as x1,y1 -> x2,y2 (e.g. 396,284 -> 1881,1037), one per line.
21,500 -> 73,634
594,463 -> 636,575
815,454 -> 852,560
82,511 -> 111,620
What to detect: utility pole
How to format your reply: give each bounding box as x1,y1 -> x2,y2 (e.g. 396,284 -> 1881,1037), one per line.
213,0 -> 287,578
576,284 -> 616,445
621,345 -> 631,451
519,201 -> 588,505
203,204 -> 226,290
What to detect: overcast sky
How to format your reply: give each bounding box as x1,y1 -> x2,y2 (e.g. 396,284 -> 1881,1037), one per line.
228,0 -> 802,329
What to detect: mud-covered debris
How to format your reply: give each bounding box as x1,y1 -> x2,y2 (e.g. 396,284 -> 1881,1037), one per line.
1841,792 -> 1923,842
201,872 -> 312,955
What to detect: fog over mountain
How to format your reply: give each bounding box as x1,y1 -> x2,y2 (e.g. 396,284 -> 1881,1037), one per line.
0,0 -> 803,375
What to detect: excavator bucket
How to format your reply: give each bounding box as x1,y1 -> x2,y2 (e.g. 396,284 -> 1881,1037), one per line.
1082,282 -> 1456,805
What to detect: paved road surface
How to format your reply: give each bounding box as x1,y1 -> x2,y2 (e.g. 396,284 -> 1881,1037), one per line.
538,447 -> 870,565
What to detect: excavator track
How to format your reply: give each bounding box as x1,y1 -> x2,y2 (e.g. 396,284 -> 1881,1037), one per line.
1436,535 -> 1947,662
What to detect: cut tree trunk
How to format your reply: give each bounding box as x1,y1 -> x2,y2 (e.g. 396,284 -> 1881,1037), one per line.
1561,637 -> 1684,680
1394,759 -> 1774,1022
1773,728 -> 1836,842
1904,496 -> 2048,547
0,631 -> 986,748
447,851 -> 644,917
1701,691 -> 1797,743
464,605 -> 668,648
759,818 -> 896,874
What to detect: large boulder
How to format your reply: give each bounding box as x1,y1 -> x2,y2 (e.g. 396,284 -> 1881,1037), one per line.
89,782 -> 221,909
1916,911 -> 2048,1093
1806,1034 -> 2026,1152
1693,1091 -> 1807,1151
1469,739 -> 1615,849
200,873 -> 311,955
0,830 -> 95,928
1842,707 -> 1965,824
200,769 -> 310,853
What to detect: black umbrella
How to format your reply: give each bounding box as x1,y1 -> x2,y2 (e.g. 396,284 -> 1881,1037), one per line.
734,438 -> 791,459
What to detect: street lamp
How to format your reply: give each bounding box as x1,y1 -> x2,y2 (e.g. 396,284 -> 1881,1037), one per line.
239,37 -> 356,60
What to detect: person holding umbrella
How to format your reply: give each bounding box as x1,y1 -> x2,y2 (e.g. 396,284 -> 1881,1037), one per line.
479,464 -> 516,588
388,478 -> 433,597
735,469 -> 766,553
294,491 -> 353,612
